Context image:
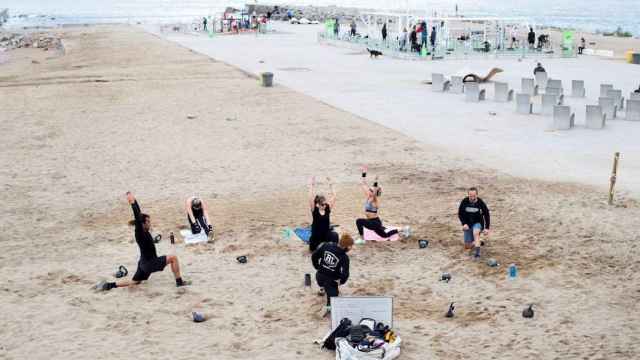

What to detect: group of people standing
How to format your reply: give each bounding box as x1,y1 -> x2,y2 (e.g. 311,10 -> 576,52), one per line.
400,21 -> 437,53
333,18 -> 437,54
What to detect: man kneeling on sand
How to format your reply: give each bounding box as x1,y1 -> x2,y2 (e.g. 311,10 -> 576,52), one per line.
312,233 -> 353,313
458,187 -> 491,259
96,192 -> 191,291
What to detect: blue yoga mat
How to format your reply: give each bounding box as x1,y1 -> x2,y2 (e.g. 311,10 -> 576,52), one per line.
294,227 -> 311,244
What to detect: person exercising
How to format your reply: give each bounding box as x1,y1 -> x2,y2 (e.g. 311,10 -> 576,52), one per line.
458,187 -> 491,259
186,196 -> 213,236
95,192 -> 191,291
312,233 -> 353,313
308,176 -> 339,252
355,165 -> 399,240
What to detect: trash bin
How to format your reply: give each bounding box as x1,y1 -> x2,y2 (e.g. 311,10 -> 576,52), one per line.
260,72 -> 273,87
625,50 -> 634,63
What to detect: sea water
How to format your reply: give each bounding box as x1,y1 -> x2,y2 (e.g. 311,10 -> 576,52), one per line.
2,0 -> 639,36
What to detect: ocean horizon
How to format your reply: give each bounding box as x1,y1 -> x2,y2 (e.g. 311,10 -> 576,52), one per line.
2,0 -> 639,36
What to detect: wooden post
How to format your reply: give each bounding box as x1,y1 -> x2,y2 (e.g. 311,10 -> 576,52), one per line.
608,152 -> 620,205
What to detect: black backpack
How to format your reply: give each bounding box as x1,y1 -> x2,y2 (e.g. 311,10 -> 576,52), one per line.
322,318 -> 352,350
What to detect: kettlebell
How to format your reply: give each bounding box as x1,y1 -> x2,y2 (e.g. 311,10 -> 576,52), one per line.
192,311 -> 206,323
418,239 -> 429,249
445,302 -> 455,318
153,234 -> 162,243
522,304 -> 534,319
236,255 -> 248,264
440,272 -> 451,283
114,265 -> 128,278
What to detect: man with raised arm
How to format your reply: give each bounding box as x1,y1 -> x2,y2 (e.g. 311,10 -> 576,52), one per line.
95,192 -> 191,291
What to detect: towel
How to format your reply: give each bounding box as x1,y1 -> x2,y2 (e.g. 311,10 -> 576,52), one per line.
294,227 -> 312,244
363,226 -> 400,242
180,229 -> 208,245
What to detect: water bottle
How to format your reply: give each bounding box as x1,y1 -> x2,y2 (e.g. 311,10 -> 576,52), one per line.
508,263 -> 518,279
403,226 -> 412,237
169,232 -> 176,256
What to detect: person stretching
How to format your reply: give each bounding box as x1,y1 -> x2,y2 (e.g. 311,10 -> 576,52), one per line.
186,196 -> 213,236
312,233 -> 353,313
96,192 -> 191,291
355,165 -> 399,240
308,176 -> 338,252
458,187 -> 491,259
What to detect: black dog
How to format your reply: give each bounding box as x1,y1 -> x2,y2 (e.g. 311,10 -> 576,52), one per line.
367,48 -> 383,58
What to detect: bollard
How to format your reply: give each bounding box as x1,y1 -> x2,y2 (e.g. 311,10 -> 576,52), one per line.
260,72 -> 273,87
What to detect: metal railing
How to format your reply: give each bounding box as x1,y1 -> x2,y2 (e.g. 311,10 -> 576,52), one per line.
318,31 -> 576,60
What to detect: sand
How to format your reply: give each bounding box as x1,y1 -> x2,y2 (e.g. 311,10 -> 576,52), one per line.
1,25 -> 640,360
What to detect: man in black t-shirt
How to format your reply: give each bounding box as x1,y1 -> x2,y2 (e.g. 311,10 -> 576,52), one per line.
95,192 -> 191,291
458,187 -> 491,259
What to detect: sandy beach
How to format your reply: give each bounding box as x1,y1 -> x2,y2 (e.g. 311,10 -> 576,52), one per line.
1,25 -> 640,359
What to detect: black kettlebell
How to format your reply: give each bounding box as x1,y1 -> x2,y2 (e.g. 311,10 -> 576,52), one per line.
440,272 -> 451,283
446,302 -> 455,318
522,304 -> 534,318
192,312 -> 206,323
418,239 -> 429,248
114,265 -> 128,278
236,255 -> 248,264
154,234 -> 162,243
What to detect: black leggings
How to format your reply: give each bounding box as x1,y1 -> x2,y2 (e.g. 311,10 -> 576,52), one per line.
356,217 -> 398,238
188,215 -> 210,235
316,272 -> 339,306
309,231 -> 339,252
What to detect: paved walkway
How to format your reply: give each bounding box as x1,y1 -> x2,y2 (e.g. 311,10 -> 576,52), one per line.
149,23 -> 640,196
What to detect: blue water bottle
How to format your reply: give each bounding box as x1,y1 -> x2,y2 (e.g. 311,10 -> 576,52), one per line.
508,264 -> 518,278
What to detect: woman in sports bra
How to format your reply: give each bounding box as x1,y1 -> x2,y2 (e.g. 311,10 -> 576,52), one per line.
308,176 -> 338,252
355,165 -> 398,239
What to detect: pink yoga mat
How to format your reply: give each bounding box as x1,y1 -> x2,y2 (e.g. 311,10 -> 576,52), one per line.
363,227 -> 400,242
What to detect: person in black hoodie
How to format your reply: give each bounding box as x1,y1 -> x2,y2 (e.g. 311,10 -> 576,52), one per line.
308,176 -> 339,252
458,187 -> 491,259
312,233 -> 353,312
96,192 -> 191,291
409,26 -> 418,52
381,23 -> 387,42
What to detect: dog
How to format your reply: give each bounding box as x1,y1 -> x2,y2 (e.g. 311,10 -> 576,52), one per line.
367,48 -> 383,58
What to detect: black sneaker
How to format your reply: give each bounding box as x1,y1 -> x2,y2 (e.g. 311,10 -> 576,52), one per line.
94,280 -> 110,291
177,279 -> 192,287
